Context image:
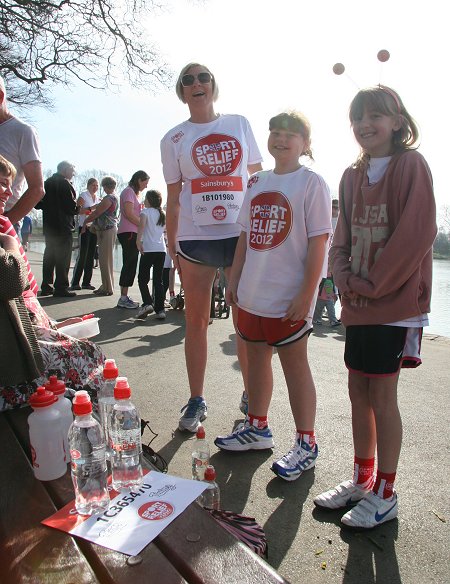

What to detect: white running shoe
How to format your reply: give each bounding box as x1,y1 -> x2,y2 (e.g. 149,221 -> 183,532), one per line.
271,437 -> 318,481
135,304 -> 154,319
341,490 -> 398,529
314,480 -> 371,510
214,421 -> 274,451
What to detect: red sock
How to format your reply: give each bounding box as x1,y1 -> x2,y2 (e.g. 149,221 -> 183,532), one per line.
247,413 -> 268,430
296,429 -> 316,448
373,470 -> 396,499
353,456 -> 375,489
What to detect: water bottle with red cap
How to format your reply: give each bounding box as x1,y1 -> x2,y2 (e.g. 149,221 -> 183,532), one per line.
197,465 -> 220,510
28,386 -> 67,481
110,377 -> 143,491
68,390 -> 110,515
98,358 -> 119,458
191,425 -> 210,480
44,375 -> 73,462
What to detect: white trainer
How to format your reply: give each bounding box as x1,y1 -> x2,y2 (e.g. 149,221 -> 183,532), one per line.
341,490 -> 398,529
135,304 -> 154,319
314,480 -> 371,510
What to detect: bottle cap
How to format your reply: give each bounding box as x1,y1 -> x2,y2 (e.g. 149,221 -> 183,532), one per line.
196,425 -> 205,439
204,465 -> 216,481
29,386 -> 57,409
72,390 -> 92,415
44,375 -> 66,396
114,376 -> 131,399
103,358 -> 119,379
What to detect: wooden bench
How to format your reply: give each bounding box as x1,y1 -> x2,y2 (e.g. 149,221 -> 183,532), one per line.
1,408 -> 289,584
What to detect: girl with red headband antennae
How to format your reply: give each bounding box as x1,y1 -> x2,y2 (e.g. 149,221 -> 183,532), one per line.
314,83 -> 437,529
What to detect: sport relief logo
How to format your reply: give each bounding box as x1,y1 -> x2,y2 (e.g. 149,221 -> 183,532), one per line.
192,133 -> 242,176
138,500 -> 174,521
212,206 -> 227,221
249,191 -> 292,251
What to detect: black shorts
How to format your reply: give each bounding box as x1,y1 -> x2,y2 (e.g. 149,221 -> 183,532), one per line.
345,325 -> 408,377
178,237 -> 238,268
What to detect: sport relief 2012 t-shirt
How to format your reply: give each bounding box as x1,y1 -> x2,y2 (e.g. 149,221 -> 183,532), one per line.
237,167 -> 332,318
161,114 -> 262,241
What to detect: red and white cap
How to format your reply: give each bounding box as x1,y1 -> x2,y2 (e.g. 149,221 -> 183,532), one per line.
72,390 -> 93,415
114,376 -> 131,399
204,465 -> 216,481
29,386 -> 57,409
103,358 -> 119,380
44,375 -> 66,396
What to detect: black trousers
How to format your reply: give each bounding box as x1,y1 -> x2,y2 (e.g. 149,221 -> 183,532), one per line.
118,232 -> 139,288
138,252 -> 166,312
42,232 -> 73,291
71,227 -> 97,287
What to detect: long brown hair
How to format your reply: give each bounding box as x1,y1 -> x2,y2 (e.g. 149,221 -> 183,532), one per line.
349,86 -> 419,167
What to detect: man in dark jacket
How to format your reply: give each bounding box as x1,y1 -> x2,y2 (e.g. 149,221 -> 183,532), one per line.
36,161 -> 77,297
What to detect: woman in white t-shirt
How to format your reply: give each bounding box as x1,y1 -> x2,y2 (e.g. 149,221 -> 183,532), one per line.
161,62 -> 263,432
135,190 -> 167,321
70,177 -> 99,290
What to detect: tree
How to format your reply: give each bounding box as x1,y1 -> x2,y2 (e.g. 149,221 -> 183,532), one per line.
0,0 -> 171,108
438,204 -> 450,232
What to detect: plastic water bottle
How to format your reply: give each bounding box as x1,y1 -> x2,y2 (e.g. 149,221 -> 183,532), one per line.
68,390 -> 110,515
44,375 -> 73,462
191,425 -> 210,480
198,465 -> 220,510
98,358 -> 119,458
28,386 -> 67,481
110,377 -> 143,491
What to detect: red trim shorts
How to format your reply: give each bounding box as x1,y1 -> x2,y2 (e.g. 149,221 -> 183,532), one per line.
237,308 -> 312,347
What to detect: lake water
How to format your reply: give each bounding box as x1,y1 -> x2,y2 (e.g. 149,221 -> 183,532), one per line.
27,241 -> 450,339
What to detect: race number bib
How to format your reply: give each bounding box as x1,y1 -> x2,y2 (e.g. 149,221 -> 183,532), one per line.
191,177 -> 243,226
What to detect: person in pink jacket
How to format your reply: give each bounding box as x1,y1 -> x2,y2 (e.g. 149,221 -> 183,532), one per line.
314,86 -> 436,529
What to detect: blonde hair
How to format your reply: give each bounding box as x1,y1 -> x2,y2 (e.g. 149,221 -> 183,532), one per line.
349,86 -> 419,167
269,111 -> 314,159
0,154 -> 17,181
175,63 -> 219,104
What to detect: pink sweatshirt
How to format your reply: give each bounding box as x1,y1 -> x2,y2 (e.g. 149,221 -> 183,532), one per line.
331,150 -> 436,326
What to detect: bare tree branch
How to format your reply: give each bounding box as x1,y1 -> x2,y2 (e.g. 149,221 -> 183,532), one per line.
0,0 -> 172,108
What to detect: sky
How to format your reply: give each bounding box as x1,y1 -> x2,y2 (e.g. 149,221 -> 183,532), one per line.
17,0 -> 448,216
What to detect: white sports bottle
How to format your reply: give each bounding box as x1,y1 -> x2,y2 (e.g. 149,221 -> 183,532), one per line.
28,386 -> 66,481
110,377 -> 143,491
68,390 -> 110,515
44,375 -> 73,462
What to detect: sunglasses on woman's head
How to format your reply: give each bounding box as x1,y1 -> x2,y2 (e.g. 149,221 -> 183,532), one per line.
181,72 -> 212,87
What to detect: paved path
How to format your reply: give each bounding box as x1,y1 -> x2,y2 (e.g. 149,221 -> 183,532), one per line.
27,248 -> 449,584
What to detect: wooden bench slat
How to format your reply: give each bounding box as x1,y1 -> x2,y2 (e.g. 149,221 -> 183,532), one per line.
4,408 -> 188,584
155,503 -> 289,584
0,413 -> 99,584
5,407 -> 289,584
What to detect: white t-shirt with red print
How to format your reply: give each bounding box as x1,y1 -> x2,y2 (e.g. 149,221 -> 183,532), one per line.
161,114 -> 262,241
237,167 -> 332,318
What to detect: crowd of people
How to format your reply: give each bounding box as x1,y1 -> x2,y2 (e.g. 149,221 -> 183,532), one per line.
0,62 -> 437,533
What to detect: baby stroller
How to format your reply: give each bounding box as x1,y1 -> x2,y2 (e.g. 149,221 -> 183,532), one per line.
210,268 -> 230,319
170,287 -> 185,310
